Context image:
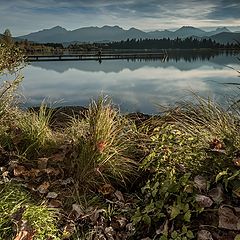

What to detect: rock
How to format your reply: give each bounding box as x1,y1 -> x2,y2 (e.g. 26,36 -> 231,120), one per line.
197,230 -> 213,240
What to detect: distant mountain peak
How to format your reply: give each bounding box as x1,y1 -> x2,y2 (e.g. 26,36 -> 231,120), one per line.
102,25 -> 122,29
18,25 -> 239,44
52,25 -> 65,29
179,26 -> 198,29
216,27 -> 230,32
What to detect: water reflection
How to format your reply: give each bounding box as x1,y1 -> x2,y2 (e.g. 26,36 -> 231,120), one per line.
22,51 -> 240,114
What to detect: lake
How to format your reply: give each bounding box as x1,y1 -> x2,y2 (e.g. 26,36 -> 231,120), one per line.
20,50 -> 240,114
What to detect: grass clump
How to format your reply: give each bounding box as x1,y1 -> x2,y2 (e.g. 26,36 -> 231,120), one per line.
66,96 -> 137,190
167,96 -> 240,173
17,102 -> 56,157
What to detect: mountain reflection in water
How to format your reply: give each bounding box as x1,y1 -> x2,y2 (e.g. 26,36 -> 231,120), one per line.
22,50 -> 240,114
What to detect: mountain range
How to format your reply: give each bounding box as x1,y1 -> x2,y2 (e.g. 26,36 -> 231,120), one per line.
18,25 -> 240,45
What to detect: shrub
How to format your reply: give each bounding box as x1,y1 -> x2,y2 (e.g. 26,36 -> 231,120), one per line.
131,96 -> 240,239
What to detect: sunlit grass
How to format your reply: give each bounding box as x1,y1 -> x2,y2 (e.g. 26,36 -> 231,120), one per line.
65,96 -> 138,190
22,205 -> 60,240
17,102 -> 56,157
0,183 -> 30,239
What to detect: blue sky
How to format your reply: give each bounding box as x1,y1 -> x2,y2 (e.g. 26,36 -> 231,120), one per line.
1,0 -> 240,36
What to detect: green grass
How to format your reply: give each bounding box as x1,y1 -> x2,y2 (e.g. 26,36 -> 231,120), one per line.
65,96 -> 138,190
0,183 -> 31,239
165,96 -> 240,173
22,205 -> 60,240
17,102 -> 56,158
0,183 -> 60,240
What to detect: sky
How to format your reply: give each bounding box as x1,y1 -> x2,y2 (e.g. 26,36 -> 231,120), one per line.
1,0 -> 240,36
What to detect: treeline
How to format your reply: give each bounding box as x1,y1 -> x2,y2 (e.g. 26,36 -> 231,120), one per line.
103,37 -> 238,49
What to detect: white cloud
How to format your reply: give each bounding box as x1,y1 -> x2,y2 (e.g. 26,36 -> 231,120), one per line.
0,0 -> 239,35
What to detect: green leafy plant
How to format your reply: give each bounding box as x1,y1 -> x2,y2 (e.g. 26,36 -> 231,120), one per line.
132,171 -> 200,239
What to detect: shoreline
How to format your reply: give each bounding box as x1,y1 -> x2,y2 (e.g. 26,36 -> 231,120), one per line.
29,105 -> 152,129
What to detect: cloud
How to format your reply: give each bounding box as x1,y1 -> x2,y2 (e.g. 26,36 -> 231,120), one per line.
0,0 -> 239,36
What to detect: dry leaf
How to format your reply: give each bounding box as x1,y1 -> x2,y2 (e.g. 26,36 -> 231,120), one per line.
2,170 -> 8,177
104,226 -> 115,240
49,153 -> 65,162
37,181 -> 50,194
209,138 -> 224,150
28,168 -> 41,178
197,230 -> 213,240
14,230 -> 33,240
37,158 -> 48,169
14,220 -> 35,240
208,185 -> 224,204
44,168 -> 60,176
114,190 -> 125,202
72,204 -> 84,218
14,165 -> 27,177
46,192 -> 58,199
194,175 -> 207,192
218,206 -> 240,230
115,216 -> 127,228
96,140 -> 107,153
48,199 -> 62,208
99,184 -> 115,195
195,194 -> 213,208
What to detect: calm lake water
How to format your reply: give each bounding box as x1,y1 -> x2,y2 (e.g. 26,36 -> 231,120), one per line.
20,51 -> 240,114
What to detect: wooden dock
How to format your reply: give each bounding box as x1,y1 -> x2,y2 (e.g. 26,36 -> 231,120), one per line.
27,52 -> 166,61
